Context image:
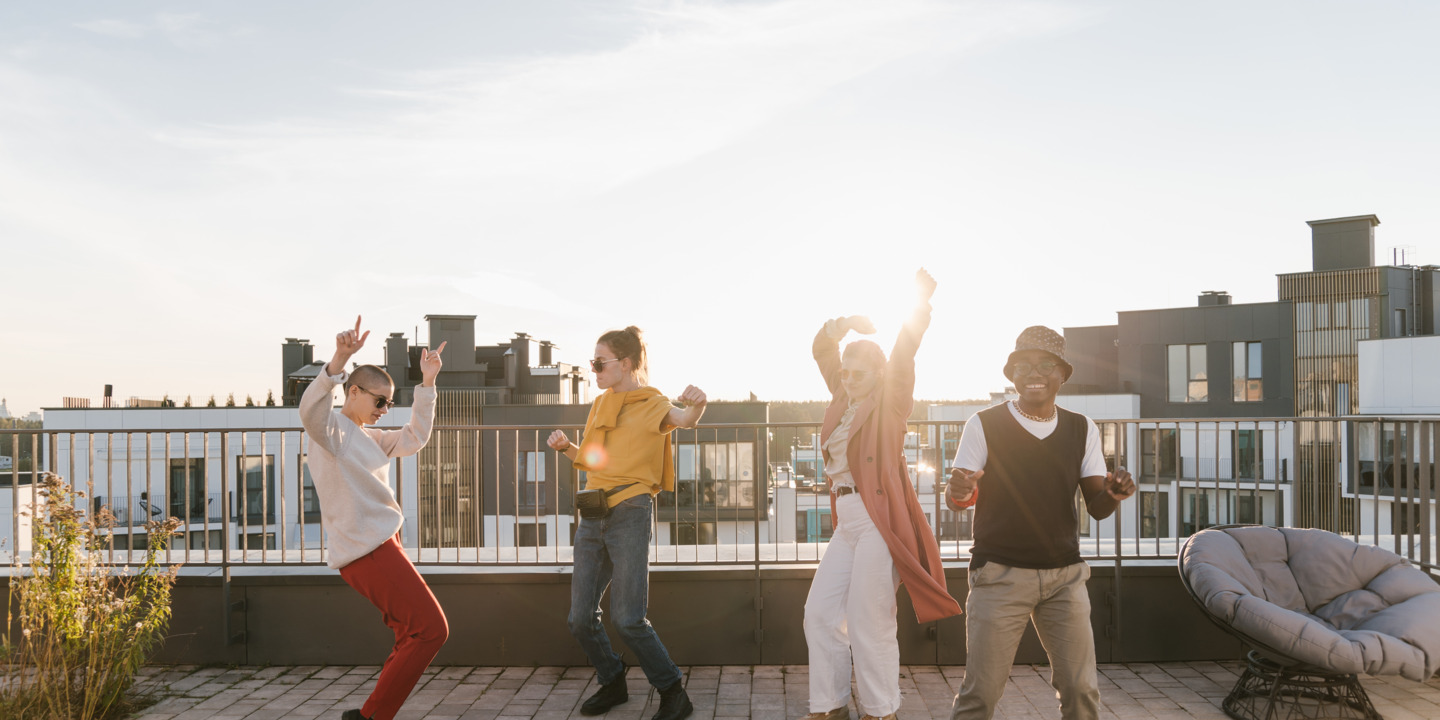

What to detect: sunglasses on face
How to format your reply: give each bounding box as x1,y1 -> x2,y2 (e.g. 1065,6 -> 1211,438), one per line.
357,386 -> 396,409
839,369 -> 873,381
590,357 -> 621,374
1012,361 -> 1060,377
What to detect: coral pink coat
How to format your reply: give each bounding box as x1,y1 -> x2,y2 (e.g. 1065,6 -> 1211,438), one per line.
814,305 -> 963,624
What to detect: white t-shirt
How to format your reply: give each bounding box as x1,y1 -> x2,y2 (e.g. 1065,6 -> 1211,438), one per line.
951,402 -> 1109,479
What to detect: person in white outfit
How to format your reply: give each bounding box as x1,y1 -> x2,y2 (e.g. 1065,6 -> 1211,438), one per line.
801,270 -> 962,720
299,315 -> 447,720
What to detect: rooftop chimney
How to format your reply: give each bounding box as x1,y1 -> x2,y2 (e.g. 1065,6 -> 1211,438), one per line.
281,338 -> 314,405
1307,215 -> 1379,271
1198,291 -> 1232,307
539,340 -> 554,366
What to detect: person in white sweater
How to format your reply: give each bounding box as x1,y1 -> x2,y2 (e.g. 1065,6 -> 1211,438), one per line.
300,316 -> 447,720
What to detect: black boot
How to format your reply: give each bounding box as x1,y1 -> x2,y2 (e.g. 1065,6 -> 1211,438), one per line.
651,680 -> 693,720
580,673 -> 630,715
341,711 -> 371,720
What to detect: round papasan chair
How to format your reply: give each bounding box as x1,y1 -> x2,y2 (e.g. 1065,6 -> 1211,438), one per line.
1178,524 -> 1440,720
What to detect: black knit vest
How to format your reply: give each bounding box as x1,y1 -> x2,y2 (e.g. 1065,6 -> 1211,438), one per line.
971,404 -> 1087,570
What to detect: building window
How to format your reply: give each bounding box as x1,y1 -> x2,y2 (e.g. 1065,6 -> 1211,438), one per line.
516,522 -> 546,547
298,456 -> 322,523
937,507 -> 972,541
1141,429 -> 1178,480
168,458 -> 209,522
1139,490 -> 1169,539
242,532 -> 277,550
671,441 -> 756,510
672,522 -> 717,545
1234,430 -> 1261,480
1167,344 -> 1208,403
1235,494 -> 1264,525
1182,489 -> 1212,536
519,451 -> 546,509
798,509 -> 833,542
236,455 -> 276,524
1232,342 -> 1262,402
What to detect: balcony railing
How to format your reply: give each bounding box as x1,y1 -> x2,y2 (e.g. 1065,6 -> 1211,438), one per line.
91,492 -> 224,527
0,417 -> 1433,577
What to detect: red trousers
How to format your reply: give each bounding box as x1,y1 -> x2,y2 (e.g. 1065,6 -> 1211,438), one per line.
339,535 -> 449,720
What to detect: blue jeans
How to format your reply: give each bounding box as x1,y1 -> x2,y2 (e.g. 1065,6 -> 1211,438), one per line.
568,494 -> 682,689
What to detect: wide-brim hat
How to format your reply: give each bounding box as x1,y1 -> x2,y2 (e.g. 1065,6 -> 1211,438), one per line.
1003,325 -> 1073,381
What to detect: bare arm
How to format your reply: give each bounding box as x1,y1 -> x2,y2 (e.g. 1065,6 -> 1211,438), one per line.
666,385 -> 708,430
885,269 -> 936,417
1080,467 -> 1136,520
372,341 -> 446,458
813,315 -> 876,395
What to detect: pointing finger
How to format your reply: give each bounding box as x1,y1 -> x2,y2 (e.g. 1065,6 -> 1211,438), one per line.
355,315 -> 362,334
434,341 -> 447,356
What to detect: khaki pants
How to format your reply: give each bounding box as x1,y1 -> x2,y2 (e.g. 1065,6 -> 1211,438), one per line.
950,561 -> 1100,720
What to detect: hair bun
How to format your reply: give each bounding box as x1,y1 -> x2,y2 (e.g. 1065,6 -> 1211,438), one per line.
624,325 -> 644,338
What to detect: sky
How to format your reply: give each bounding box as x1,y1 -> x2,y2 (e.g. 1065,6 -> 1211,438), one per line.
4,0 -> 1440,414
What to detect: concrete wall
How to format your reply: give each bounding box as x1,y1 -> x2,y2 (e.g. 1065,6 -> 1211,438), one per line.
0,564 -> 1243,667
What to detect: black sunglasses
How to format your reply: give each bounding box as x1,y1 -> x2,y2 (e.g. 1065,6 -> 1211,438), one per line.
357,386 -> 396,409
590,357 -> 622,374
1012,361 -> 1060,377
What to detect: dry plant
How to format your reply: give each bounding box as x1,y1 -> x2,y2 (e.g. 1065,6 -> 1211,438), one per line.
1,473 -> 182,719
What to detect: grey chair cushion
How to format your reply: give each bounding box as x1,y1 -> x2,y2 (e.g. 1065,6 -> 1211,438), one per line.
1183,525 -> 1440,682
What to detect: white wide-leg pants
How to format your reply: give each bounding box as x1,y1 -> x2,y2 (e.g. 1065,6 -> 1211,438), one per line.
803,493 -> 902,717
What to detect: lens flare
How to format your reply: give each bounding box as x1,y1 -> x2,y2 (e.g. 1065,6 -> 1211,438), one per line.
581,444 -> 609,470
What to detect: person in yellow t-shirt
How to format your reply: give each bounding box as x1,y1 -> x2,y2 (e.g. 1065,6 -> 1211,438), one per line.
547,325 -> 707,720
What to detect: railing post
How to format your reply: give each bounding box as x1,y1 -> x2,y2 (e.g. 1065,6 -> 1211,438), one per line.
220,432 -> 245,646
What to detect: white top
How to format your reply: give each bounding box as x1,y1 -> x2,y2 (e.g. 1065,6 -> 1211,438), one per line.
951,402 -> 1108,479
823,403 -> 861,489
300,368 -> 436,569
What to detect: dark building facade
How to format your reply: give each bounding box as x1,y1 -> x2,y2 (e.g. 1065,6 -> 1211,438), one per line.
1065,214 -> 1440,419
1065,297 -> 1296,419
281,316 -> 587,408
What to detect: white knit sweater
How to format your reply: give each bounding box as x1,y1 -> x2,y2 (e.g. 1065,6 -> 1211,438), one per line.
300,369 -> 436,569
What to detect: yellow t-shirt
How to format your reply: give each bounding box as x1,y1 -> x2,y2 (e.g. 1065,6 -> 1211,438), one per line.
575,387 -> 677,507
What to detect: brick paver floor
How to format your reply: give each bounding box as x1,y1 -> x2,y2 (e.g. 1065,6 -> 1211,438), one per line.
126,663 -> 1440,720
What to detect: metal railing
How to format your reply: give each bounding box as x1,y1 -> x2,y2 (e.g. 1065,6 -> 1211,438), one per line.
2,418 -> 1435,576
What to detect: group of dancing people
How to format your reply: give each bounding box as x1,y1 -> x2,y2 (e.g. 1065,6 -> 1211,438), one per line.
298,268 -> 1137,720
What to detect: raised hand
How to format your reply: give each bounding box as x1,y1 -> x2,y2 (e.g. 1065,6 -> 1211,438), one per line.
328,315 -> 371,375
419,341 -> 447,386
844,315 -> 877,335
336,315 -> 370,359
676,384 -> 708,408
947,467 -> 983,503
547,429 -> 573,452
916,267 -> 937,303
1104,467 -> 1137,501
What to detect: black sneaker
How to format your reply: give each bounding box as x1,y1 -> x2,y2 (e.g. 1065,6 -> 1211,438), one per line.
651,679 -> 693,720
580,673 -> 630,715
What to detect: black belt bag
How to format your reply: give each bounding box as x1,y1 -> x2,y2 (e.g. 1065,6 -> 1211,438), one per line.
575,484 -> 638,520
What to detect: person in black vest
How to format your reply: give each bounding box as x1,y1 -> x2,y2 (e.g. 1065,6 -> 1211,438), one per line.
944,326 -> 1135,720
